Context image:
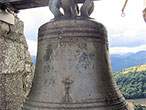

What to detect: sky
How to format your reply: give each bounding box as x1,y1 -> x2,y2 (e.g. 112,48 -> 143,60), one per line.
18,0 -> 146,56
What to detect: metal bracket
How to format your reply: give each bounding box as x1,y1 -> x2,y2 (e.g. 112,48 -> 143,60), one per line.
0,10 -> 15,25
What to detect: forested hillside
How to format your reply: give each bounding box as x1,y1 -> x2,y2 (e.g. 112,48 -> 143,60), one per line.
114,64 -> 146,99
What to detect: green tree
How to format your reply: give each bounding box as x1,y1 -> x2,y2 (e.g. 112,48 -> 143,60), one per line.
114,66 -> 146,99
134,104 -> 146,110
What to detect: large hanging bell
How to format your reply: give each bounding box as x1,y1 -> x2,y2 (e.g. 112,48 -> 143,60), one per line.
22,19 -> 131,110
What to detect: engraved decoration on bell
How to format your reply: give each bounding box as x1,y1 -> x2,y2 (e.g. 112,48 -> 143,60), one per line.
62,77 -> 74,103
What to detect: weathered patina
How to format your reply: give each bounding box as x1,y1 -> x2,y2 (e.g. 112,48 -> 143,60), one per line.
22,18 -> 131,110
22,0 -> 130,109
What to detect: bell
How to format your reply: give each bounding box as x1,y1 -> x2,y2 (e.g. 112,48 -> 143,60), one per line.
22,18 -> 131,110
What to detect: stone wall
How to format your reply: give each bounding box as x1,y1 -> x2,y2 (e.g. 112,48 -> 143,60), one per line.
0,10 -> 34,110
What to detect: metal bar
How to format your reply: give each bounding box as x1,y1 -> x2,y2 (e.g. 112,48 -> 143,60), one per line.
0,0 -> 48,10
0,0 -> 86,10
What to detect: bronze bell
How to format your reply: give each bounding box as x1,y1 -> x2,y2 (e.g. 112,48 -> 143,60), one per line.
22,0 -> 131,110
22,19 -> 130,110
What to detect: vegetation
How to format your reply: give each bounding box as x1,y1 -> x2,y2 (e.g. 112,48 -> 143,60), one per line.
114,64 -> 146,99
134,104 -> 146,110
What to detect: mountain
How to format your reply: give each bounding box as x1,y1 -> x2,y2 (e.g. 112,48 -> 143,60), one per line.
111,51 -> 146,72
114,64 -> 146,99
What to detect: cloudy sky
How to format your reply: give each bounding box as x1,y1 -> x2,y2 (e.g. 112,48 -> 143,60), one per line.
18,0 -> 146,56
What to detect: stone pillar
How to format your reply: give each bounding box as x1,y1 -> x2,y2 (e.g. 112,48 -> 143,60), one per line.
0,9 -> 34,110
